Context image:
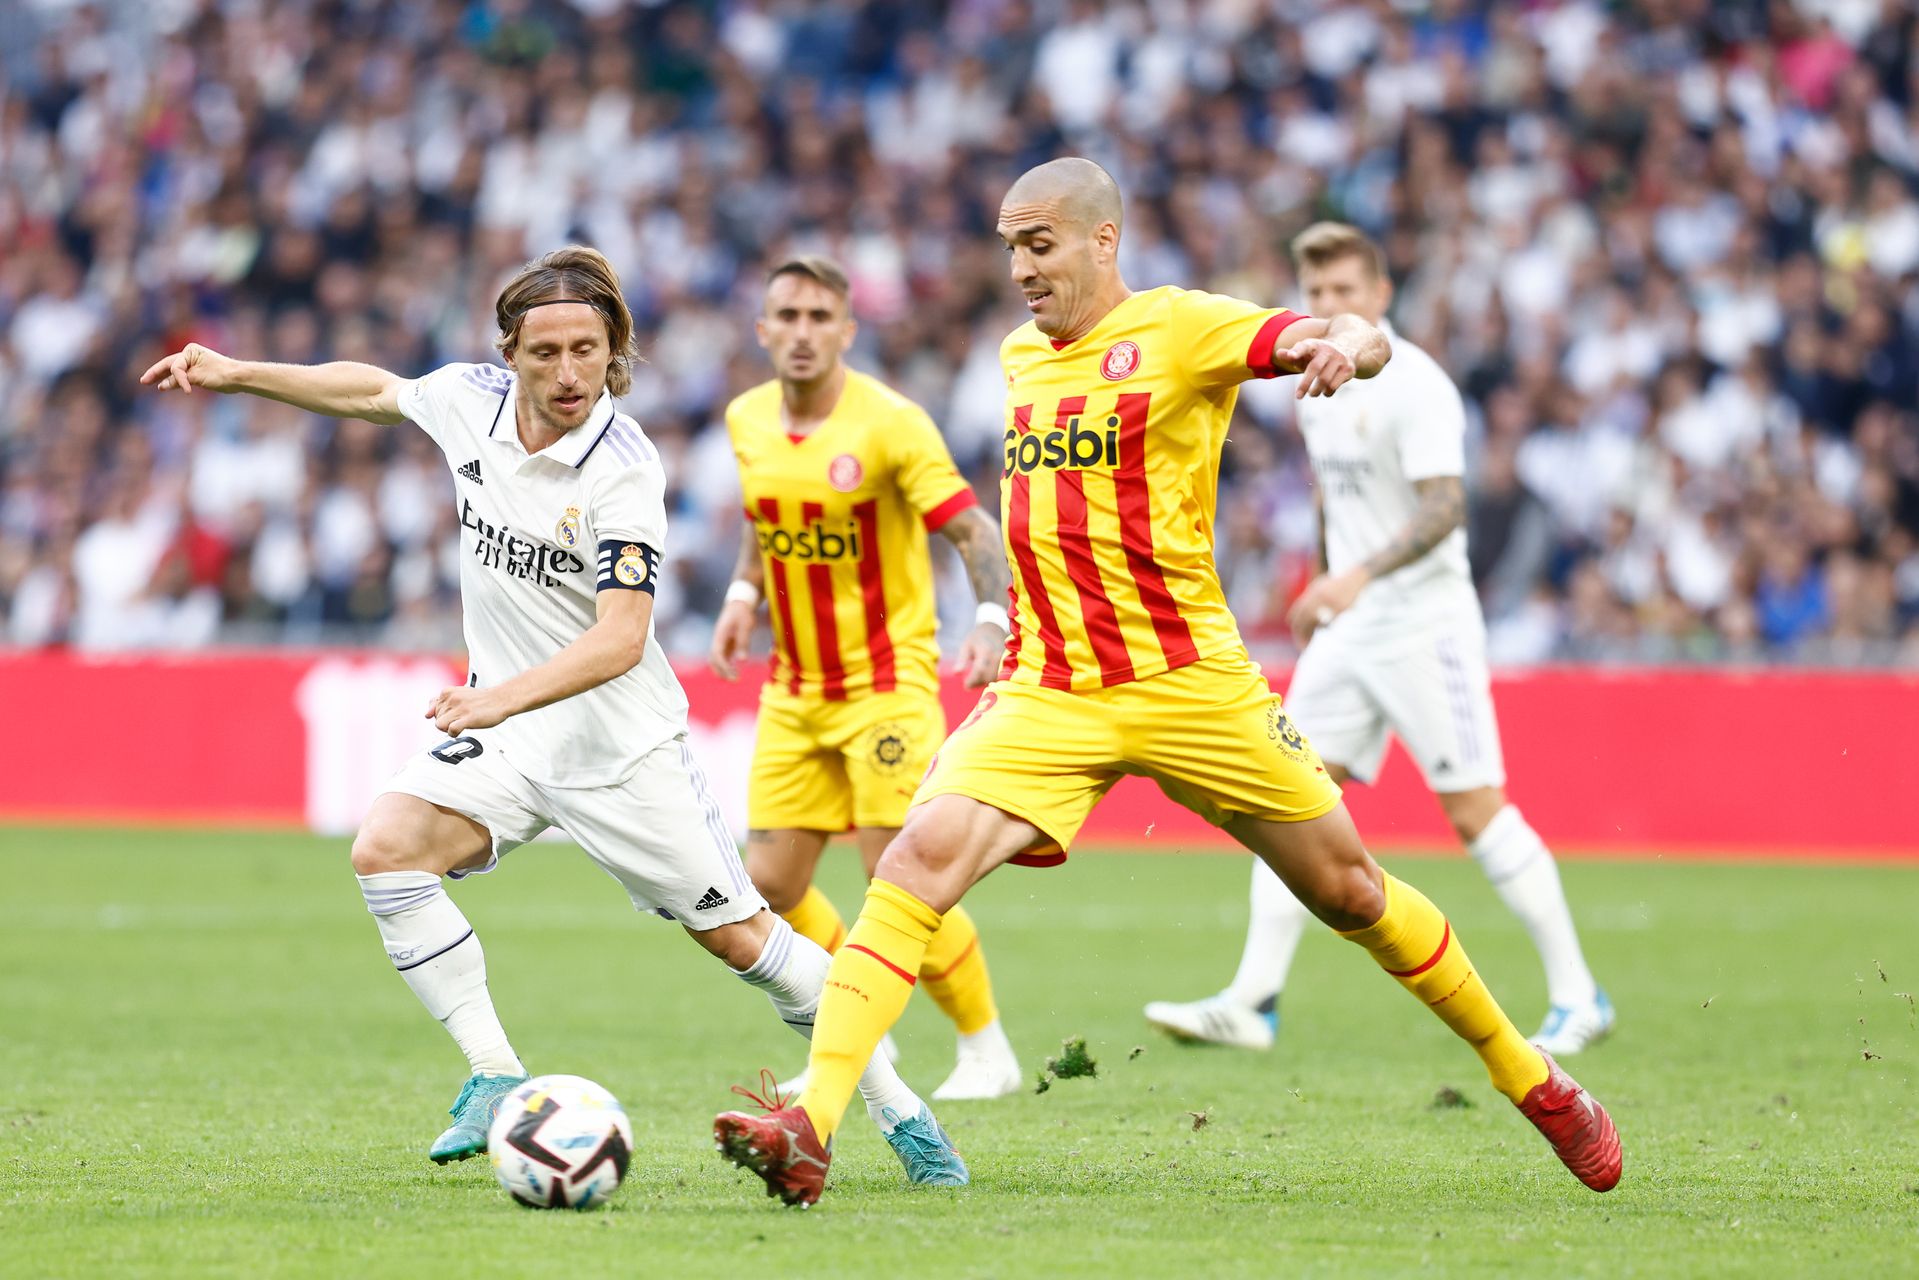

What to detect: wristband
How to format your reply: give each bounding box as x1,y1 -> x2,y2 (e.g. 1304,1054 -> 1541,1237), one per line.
975,601 -> 1009,631
724,580 -> 761,608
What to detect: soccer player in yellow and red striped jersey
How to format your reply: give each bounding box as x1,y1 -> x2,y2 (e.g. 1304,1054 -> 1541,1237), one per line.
709,257 -> 1022,1102
716,160 -> 1623,1207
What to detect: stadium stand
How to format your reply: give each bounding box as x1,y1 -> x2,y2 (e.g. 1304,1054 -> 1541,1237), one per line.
1,0 -> 1915,664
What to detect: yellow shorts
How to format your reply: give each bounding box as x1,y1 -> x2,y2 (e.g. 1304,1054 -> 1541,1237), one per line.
914,648 -> 1341,865
748,689 -> 947,833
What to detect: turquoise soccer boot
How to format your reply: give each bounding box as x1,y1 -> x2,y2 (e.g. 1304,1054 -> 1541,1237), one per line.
429,1072 -> 527,1164
880,1104 -> 970,1187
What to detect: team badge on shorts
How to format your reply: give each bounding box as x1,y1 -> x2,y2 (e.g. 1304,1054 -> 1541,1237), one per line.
828,453 -> 864,493
555,505 -> 583,549
614,544 -> 652,588
1101,340 -> 1141,381
1266,704 -> 1314,763
862,722 -> 914,777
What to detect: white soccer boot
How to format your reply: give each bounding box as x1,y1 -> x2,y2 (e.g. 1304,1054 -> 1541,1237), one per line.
1143,993 -> 1277,1049
932,1019 -> 1022,1100
1529,989 -> 1615,1056
777,1031 -> 899,1098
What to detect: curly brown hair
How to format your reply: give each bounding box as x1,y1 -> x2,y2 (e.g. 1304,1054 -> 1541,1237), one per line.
494,246 -> 639,396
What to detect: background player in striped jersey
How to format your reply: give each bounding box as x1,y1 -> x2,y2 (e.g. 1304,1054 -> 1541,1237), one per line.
1146,223 -> 1613,1057
709,258 -> 1022,1100
715,159 -> 1621,1207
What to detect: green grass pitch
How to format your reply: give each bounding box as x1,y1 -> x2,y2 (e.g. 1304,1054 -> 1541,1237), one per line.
3,826 -> 1915,1278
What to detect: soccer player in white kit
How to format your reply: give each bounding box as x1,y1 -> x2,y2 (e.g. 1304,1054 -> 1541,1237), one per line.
140,246 -> 969,1185
1144,224 -> 1614,1056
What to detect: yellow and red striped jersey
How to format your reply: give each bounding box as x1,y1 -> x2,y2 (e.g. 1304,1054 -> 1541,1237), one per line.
995,285 -> 1307,691
727,369 -> 978,703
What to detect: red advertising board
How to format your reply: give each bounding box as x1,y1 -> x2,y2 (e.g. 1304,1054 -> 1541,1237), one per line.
3,650 -> 1914,858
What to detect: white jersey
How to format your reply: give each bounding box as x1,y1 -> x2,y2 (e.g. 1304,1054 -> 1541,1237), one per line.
399,363 -> 688,789
1298,323 -> 1478,637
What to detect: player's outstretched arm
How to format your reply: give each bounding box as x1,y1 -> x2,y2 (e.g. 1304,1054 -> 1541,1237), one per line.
1287,475 -> 1466,645
708,523 -> 765,681
940,506 -> 1013,687
1271,315 -> 1391,399
139,343 -> 407,425
428,587 -> 654,735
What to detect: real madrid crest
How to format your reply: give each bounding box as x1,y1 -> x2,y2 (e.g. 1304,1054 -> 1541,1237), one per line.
614,543 -> 651,588
555,506 -> 582,548
1101,340 -> 1141,381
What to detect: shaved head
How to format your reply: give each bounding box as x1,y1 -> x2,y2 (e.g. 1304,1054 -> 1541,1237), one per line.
1003,157 -> 1124,236
997,157 -> 1131,340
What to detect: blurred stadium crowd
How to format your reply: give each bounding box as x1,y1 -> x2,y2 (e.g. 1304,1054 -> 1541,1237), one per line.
2,0 -> 1917,664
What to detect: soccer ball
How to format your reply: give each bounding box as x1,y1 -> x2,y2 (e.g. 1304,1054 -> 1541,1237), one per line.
486,1074 -> 634,1210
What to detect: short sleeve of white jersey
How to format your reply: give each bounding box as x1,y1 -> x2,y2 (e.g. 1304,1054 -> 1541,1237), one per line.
589,458 -> 667,550
398,362 -> 511,449
588,458 -> 668,596
1392,350 -> 1468,482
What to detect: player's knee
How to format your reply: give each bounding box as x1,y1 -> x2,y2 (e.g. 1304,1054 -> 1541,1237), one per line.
750,865 -> 808,915
708,929 -> 764,972
1305,862 -> 1385,933
350,818 -> 427,876
695,911 -> 774,970
870,828 -> 968,913
1440,787 -> 1505,845
874,824 -> 951,881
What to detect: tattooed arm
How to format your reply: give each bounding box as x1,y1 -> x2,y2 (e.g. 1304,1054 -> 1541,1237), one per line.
939,505 -> 1014,687
1361,475 -> 1467,579
1286,475 -> 1466,645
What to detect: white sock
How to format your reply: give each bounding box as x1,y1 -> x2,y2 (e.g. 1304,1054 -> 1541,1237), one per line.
1222,858 -> 1312,1011
958,1017 -> 1012,1055
732,916 -> 923,1131
1468,806 -> 1599,1007
358,871 -> 524,1077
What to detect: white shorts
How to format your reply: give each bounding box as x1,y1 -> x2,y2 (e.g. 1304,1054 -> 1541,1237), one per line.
383,733 -> 765,929
1286,615 -> 1506,793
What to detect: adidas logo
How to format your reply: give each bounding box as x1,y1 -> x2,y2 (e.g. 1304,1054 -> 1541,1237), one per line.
693,886 -> 730,911
457,459 -> 483,485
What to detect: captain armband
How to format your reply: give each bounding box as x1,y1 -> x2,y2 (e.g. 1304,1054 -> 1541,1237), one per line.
596,538 -> 661,594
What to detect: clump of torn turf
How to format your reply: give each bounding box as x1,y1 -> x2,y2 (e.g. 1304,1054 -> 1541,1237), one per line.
1049,1036 -> 1098,1079
1429,1086 -> 1472,1110
1035,1036 -> 1099,1092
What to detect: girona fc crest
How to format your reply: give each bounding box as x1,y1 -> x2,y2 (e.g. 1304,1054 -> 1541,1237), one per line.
828,453 -> 864,492
1100,341 -> 1141,381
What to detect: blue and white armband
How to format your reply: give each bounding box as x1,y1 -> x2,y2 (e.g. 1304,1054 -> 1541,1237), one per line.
596,539 -> 661,594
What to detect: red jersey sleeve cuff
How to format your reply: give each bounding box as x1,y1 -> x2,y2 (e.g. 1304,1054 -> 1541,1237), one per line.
921,487 -> 979,532
1246,311 -> 1312,379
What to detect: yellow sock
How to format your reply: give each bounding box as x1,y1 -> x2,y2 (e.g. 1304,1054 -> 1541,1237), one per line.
781,885 -> 847,954
918,905 -> 999,1036
796,879 -> 939,1142
1339,873 -> 1548,1103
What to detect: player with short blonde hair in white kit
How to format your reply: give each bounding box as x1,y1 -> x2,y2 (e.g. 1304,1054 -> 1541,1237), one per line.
1145,223 -> 1613,1056
139,246 -> 969,1185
